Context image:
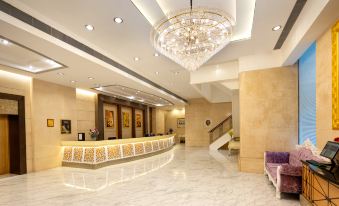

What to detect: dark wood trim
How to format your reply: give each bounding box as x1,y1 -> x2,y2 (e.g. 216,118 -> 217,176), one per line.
117,105 -> 122,139
132,108 -> 136,138
0,92 -> 26,174
143,108 -> 147,136
96,95 -> 104,140
149,108 -> 153,134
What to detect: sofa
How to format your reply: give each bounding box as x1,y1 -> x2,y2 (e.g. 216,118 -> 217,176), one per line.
264,147 -> 323,198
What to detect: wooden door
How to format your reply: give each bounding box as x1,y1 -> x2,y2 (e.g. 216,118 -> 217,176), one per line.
0,115 -> 9,175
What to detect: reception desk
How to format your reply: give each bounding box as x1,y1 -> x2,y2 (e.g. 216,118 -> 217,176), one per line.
62,135 -> 175,169
301,161 -> 339,205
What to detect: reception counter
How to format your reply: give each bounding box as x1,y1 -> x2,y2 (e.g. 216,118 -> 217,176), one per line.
62,135 -> 175,169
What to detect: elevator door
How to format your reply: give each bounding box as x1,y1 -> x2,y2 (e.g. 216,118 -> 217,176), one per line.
0,115 -> 9,175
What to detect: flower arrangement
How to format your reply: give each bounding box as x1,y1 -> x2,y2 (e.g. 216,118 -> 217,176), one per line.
89,128 -> 99,139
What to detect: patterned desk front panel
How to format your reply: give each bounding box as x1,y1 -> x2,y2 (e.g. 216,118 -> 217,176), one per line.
62,136 -> 175,165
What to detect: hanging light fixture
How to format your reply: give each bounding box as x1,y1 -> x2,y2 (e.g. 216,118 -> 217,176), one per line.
151,0 -> 233,71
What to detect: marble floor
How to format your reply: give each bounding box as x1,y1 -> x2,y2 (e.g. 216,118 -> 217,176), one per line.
0,145 -> 299,206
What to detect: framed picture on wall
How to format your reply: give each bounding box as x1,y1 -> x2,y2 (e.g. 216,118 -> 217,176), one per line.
177,118 -> 185,128
123,112 -> 129,128
47,119 -> 54,127
61,120 -> 71,134
136,113 -> 142,128
105,110 -> 114,128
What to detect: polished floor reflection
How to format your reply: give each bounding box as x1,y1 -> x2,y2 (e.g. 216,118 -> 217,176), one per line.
0,145 -> 299,206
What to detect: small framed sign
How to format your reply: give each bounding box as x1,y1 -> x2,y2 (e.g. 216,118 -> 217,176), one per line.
78,133 -> 85,141
47,119 -> 54,127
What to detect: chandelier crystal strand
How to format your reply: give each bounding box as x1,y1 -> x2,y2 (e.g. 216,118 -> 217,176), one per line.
151,8 -> 233,71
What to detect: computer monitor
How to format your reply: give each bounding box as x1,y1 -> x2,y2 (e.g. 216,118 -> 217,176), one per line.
320,141 -> 339,164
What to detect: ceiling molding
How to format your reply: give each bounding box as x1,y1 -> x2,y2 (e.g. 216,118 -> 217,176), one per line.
0,0 -> 188,103
274,0 -> 307,50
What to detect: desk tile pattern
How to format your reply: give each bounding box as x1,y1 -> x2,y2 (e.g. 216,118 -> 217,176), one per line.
0,145 -> 299,206
95,147 -> 106,163
63,147 -> 72,161
122,144 -> 134,157
152,141 -> 159,151
73,147 -> 83,162
144,141 -> 152,153
107,145 -> 121,160
134,143 -> 144,155
84,148 -> 94,163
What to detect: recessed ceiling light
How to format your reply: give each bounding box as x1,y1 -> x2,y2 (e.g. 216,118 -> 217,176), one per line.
114,17 -> 123,24
71,80 -> 77,83
57,72 -> 64,76
174,71 -> 179,75
155,71 -> 159,75
272,25 -> 282,31
154,53 -> 159,57
128,96 -> 135,100
88,77 -> 94,80
1,39 -> 9,45
28,65 -> 33,70
134,57 -> 139,61
85,24 -> 94,31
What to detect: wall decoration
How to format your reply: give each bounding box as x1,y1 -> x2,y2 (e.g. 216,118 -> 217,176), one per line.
105,110 -> 114,128
177,118 -> 185,128
47,119 -> 54,127
123,112 -> 130,128
136,113 -> 142,128
61,120 -> 71,134
205,119 -> 212,127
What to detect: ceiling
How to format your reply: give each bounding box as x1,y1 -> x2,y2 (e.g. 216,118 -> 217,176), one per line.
0,0 -> 319,105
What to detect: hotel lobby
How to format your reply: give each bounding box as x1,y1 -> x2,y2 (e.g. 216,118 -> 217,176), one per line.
0,0 -> 339,205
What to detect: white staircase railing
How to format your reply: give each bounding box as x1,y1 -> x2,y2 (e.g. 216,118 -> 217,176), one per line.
208,114 -> 233,151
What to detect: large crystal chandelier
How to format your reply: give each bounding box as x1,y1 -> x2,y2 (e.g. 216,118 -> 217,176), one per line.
151,0 -> 233,71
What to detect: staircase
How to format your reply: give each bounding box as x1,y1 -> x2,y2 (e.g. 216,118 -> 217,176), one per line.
208,114 -> 233,151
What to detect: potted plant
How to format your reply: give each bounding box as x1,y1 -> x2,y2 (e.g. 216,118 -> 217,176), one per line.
89,128 -> 99,140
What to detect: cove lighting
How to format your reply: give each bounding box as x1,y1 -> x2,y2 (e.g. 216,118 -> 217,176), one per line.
76,88 -> 96,96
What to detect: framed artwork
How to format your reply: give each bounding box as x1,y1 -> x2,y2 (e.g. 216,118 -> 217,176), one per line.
105,110 -> 114,128
136,113 -> 142,128
61,120 -> 71,134
177,118 -> 185,128
47,119 -> 54,127
123,112 -> 130,128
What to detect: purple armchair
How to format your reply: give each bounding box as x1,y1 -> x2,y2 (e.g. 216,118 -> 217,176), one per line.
264,148 -> 322,199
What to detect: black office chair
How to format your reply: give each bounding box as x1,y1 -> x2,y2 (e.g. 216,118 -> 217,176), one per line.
108,137 -> 117,140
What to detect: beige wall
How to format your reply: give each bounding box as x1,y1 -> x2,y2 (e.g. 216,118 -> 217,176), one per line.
0,67 -> 33,172
316,27 -> 339,149
31,79 -> 78,171
165,109 -> 185,140
239,66 -> 298,173
185,98 -> 232,147
103,104 -> 118,139
76,91 -> 96,140
232,91 -> 240,137
151,108 -> 165,134
121,107 -> 132,138
135,109 -> 144,137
